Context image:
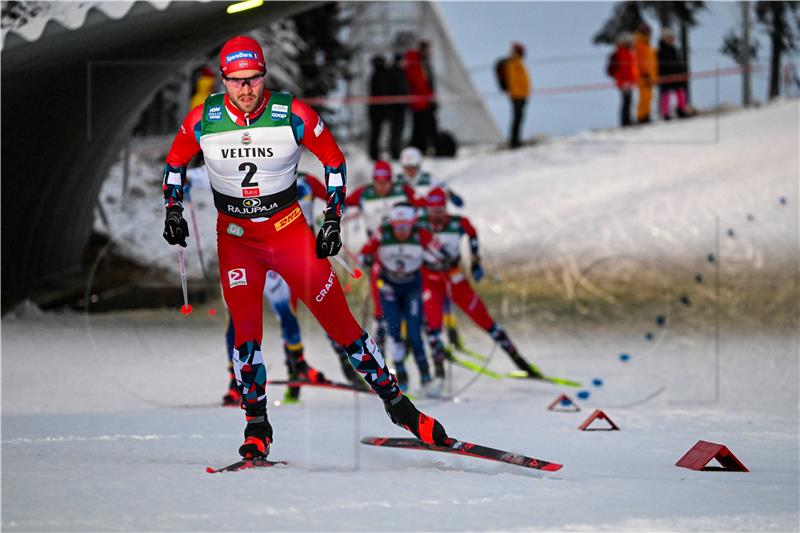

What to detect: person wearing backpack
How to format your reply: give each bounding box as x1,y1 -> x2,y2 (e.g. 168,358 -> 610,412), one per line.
634,23 -> 657,124
503,42 -> 530,148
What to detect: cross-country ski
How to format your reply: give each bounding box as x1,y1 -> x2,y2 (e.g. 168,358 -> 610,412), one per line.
361,436 -> 563,471
206,458 -> 288,474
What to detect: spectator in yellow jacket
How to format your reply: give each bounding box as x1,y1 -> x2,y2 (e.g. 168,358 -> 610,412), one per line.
190,66 -> 216,109
634,23 -> 657,124
505,42 -> 531,148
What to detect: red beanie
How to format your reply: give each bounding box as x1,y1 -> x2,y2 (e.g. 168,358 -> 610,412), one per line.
372,160 -> 393,182
220,36 -> 266,75
426,187 -> 447,207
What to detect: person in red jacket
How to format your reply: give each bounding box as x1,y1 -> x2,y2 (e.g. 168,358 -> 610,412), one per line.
161,36 -> 448,460
403,40 -> 438,154
418,188 -> 544,379
610,32 -> 639,127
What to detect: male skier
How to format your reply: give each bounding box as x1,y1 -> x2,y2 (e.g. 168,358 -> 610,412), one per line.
161,36 -> 447,459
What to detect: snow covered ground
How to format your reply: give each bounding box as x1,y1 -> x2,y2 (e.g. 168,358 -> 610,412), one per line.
3,101 -> 799,531
2,309 -> 798,531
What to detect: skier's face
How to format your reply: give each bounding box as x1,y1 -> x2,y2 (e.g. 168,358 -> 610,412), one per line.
224,69 -> 265,113
427,206 -> 447,224
373,179 -> 392,196
402,165 -> 418,178
391,221 -> 413,241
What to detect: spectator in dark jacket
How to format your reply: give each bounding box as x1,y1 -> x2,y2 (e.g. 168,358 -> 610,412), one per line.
657,28 -> 689,120
387,52 -> 409,160
404,41 -> 438,154
368,55 -> 393,160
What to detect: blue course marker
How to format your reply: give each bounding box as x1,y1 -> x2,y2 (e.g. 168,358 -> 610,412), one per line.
645,331 -> 654,341
619,353 -> 631,362
592,378 -> 603,387
577,390 -> 591,400
655,315 -> 666,327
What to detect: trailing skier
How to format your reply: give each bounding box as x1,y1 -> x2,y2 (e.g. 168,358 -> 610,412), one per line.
418,188 -> 543,378
360,203 -> 445,397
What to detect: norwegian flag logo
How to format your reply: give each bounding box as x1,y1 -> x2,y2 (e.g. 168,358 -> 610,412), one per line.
228,268 -> 247,288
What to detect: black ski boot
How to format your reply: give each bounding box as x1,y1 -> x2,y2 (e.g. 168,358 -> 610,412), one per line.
384,394 -> 448,445
434,359 -> 446,380
239,413 -> 273,459
284,344 -> 328,402
222,364 -> 241,407
284,368 -> 301,403
283,343 -> 304,402
429,336 -> 448,380
296,359 -> 328,384
444,312 -> 464,350
491,325 -> 544,378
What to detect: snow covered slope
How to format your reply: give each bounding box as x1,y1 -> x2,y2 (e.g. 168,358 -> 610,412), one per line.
3,100 -> 798,531
425,101 -> 798,266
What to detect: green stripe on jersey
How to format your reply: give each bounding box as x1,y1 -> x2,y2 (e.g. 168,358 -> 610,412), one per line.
200,92 -> 293,136
417,214 -> 463,234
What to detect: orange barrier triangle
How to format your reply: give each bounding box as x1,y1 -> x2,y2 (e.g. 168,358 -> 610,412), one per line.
547,394 -> 580,412
675,440 -> 749,472
578,409 -> 620,431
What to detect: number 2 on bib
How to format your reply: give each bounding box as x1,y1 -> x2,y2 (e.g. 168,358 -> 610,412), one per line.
239,162 -> 261,197
239,162 -> 258,188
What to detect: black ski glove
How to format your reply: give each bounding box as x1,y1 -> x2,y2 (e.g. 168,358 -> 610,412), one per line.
316,212 -> 342,258
163,206 -> 189,247
471,258 -> 484,282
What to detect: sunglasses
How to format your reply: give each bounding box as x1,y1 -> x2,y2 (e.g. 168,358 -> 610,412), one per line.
390,221 -> 414,231
222,74 -> 265,88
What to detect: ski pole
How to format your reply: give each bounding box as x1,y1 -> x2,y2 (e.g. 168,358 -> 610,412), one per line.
178,249 -> 193,315
332,253 -> 363,279
187,201 -> 212,284
342,245 -> 362,265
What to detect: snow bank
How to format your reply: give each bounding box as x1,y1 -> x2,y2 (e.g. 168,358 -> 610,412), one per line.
96,100 -> 799,280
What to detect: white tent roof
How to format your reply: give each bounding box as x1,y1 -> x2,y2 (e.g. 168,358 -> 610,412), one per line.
1,1 -> 171,49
